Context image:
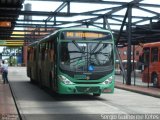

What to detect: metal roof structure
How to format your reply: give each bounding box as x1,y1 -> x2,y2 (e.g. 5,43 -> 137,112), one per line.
0,0 -> 24,41
0,0 -> 160,46
0,0 -> 160,85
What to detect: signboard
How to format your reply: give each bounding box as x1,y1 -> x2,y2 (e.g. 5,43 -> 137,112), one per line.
61,31 -> 112,40
0,21 -> 11,27
65,32 -> 105,38
0,40 -> 24,46
11,32 -> 24,37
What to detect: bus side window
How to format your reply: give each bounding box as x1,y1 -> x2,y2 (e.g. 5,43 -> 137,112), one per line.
33,48 -> 37,61
144,48 -> 150,65
29,48 -> 34,62
27,47 -> 30,61
38,45 -> 41,60
32,48 -> 34,61
45,42 -> 49,60
40,43 -> 46,61
151,47 -> 158,62
61,42 -> 69,62
159,48 -> 160,62
48,41 -> 54,62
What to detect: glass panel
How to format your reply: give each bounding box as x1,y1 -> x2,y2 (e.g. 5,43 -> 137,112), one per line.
143,48 -> 150,65
60,41 -> 113,72
151,47 -> 158,62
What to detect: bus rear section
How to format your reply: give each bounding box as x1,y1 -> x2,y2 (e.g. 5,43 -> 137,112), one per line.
27,42 -> 38,83
140,42 -> 160,88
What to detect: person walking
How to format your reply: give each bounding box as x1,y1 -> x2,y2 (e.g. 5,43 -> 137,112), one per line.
1,60 -> 9,84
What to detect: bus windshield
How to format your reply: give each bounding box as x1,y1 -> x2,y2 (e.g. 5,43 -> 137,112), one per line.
59,31 -> 114,74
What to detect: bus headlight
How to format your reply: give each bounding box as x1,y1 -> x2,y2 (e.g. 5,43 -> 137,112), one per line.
102,76 -> 113,84
58,75 -> 74,85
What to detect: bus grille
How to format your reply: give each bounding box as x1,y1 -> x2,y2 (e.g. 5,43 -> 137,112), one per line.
76,86 -> 99,93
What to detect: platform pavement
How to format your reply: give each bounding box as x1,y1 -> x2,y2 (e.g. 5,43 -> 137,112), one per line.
115,75 -> 160,98
0,75 -> 19,120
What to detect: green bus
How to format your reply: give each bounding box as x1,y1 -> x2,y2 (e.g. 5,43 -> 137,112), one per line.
27,28 -> 115,96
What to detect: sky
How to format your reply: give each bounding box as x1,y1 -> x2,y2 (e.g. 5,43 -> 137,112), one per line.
0,47 -> 3,52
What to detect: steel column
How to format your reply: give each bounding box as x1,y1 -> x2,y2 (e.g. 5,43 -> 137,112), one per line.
126,4 -> 132,85
67,1 -> 70,13
103,16 -> 106,29
116,7 -> 129,45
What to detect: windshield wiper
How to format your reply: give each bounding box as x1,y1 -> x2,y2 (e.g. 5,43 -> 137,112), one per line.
91,41 -> 102,54
72,40 -> 84,53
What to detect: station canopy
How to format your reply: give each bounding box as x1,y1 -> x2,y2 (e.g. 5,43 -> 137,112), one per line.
0,0 -> 160,46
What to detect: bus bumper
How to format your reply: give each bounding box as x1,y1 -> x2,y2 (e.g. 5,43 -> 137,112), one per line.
57,81 -> 114,94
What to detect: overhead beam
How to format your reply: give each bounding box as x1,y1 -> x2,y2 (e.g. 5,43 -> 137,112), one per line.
27,0 -> 160,7
116,5 -> 129,45
46,2 -> 68,21
136,6 -> 160,16
0,10 -> 104,16
0,28 -> 54,32
89,5 -> 127,23
27,0 -> 128,5
0,34 -> 47,36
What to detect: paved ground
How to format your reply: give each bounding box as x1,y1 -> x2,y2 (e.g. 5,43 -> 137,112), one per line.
115,75 -> 160,98
0,75 -> 19,120
115,74 -> 152,86
0,67 -> 160,120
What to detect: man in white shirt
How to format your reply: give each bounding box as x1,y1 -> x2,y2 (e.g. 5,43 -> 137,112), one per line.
1,60 -> 8,84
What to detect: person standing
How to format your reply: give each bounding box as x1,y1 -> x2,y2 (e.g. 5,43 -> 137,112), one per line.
1,60 -> 8,84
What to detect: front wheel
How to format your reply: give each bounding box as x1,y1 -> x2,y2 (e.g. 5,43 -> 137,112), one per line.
30,69 -> 33,83
93,93 -> 101,96
153,74 -> 158,88
30,78 -> 33,83
39,71 -> 43,88
49,72 -> 53,89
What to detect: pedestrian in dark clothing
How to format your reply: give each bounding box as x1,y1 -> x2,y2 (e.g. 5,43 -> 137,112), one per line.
1,60 -> 9,84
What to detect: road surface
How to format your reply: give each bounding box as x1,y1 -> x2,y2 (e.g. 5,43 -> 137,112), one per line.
8,67 -> 160,120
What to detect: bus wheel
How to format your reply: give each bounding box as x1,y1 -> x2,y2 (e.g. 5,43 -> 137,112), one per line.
93,93 -> 101,96
153,74 -> 158,88
39,71 -> 43,88
30,70 -> 33,83
49,72 -> 53,89
30,78 -> 33,83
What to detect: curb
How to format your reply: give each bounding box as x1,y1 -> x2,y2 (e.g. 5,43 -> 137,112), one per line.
115,84 -> 160,98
